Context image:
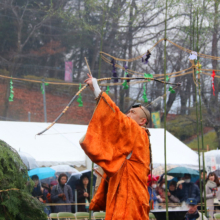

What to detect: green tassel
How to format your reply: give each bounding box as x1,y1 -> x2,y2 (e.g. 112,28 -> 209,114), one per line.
106,85 -> 110,94
77,83 -> 83,107
144,73 -> 153,81
9,78 -> 14,102
41,82 -> 49,94
142,84 -> 148,103
122,72 -> 129,89
169,86 -> 175,94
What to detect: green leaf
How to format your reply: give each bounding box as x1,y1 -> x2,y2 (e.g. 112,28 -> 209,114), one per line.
166,76 -> 169,82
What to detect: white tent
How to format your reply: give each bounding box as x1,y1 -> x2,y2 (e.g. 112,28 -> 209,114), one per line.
0,122 -> 198,168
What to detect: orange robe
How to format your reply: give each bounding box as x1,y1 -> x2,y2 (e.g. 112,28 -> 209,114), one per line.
80,92 -> 150,220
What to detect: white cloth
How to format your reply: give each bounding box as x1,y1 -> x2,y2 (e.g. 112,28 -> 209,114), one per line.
92,78 -> 101,98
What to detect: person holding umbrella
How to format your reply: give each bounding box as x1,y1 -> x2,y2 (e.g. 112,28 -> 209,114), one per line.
51,173 -> 73,213
176,174 -> 200,204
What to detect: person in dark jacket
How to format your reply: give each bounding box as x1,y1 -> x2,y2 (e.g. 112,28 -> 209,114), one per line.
167,181 -> 180,203
31,175 -> 43,202
51,173 -> 73,213
76,174 -> 90,212
177,174 -> 200,203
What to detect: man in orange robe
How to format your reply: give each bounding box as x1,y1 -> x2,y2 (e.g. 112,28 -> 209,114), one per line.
80,75 -> 151,220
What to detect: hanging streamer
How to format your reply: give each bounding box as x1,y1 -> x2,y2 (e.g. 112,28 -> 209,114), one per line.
106,85 -> 110,94
143,84 -> 148,103
212,70 -> 216,96
77,83 -> 83,107
9,78 -> 14,102
144,73 -> 153,81
169,86 -> 175,94
41,82 -> 49,94
111,59 -> 118,82
142,50 -> 151,64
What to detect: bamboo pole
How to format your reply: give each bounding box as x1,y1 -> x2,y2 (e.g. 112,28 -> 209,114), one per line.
192,7 -> 203,219
164,0 -> 169,219
196,7 -> 207,216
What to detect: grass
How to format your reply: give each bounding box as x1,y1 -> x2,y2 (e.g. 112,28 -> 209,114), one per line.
187,130 -> 219,150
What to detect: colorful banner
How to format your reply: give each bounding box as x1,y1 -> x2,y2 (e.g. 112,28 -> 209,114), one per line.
211,156 -> 216,171
64,61 -> 73,82
151,111 -> 161,128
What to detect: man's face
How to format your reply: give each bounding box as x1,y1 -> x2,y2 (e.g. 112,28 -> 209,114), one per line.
188,205 -> 198,214
127,108 -> 147,126
169,185 -> 175,192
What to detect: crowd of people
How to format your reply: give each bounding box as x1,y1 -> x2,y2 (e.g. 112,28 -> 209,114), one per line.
147,170 -> 220,219
31,169 -> 220,219
31,173 -> 91,216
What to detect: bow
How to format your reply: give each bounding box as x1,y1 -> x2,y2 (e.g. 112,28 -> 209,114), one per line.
37,77 -> 181,135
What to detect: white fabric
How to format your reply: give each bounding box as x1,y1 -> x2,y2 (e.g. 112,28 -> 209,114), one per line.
92,78 -> 101,98
0,122 -> 199,169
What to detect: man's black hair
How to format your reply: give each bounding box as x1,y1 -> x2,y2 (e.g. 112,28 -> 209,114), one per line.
31,175 -> 39,181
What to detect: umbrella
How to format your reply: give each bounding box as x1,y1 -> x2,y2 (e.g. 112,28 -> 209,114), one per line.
167,167 -> 199,178
51,165 -> 79,175
28,167 -> 56,180
18,151 -> 38,170
67,170 -> 97,193
153,165 -> 178,176
214,169 -> 220,177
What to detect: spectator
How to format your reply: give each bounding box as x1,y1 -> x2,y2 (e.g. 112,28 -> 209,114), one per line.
31,175 -> 43,202
31,175 -> 50,216
183,198 -> 207,220
195,169 -> 207,192
147,174 -> 160,208
46,181 -> 58,213
51,173 -> 73,213
167,181 -> 180,203
204,172 -> 220,220
176,174 -> 200,203
76,174 -> 90,212
156,179 -> 166,203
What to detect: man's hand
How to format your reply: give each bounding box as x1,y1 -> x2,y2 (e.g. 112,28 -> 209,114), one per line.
84,74 -> 94,91
39,197 -> 43,202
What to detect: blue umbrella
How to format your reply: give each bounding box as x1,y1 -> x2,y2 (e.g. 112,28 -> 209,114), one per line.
28,167 -> 56,180
167,167 -> 199,178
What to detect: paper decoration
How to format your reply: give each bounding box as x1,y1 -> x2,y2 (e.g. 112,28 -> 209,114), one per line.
189,51 -> 197,60
143,84 -> 148,103
122,72 -> 129,89
41,82 -> 49,94
9,78 -> 14,102
212,70 -> 216,96
106,85 -> 110,95
169,86 -> 175,93
111,59 -> 118,82
77,83 -> 83,107
142,50 -> 151,64
144,73 -> 153,81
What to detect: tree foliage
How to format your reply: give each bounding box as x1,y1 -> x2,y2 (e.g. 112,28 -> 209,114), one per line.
0,140 -> 47,220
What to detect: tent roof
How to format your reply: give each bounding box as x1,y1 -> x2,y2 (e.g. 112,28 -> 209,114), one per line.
0,122 -> 198,168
